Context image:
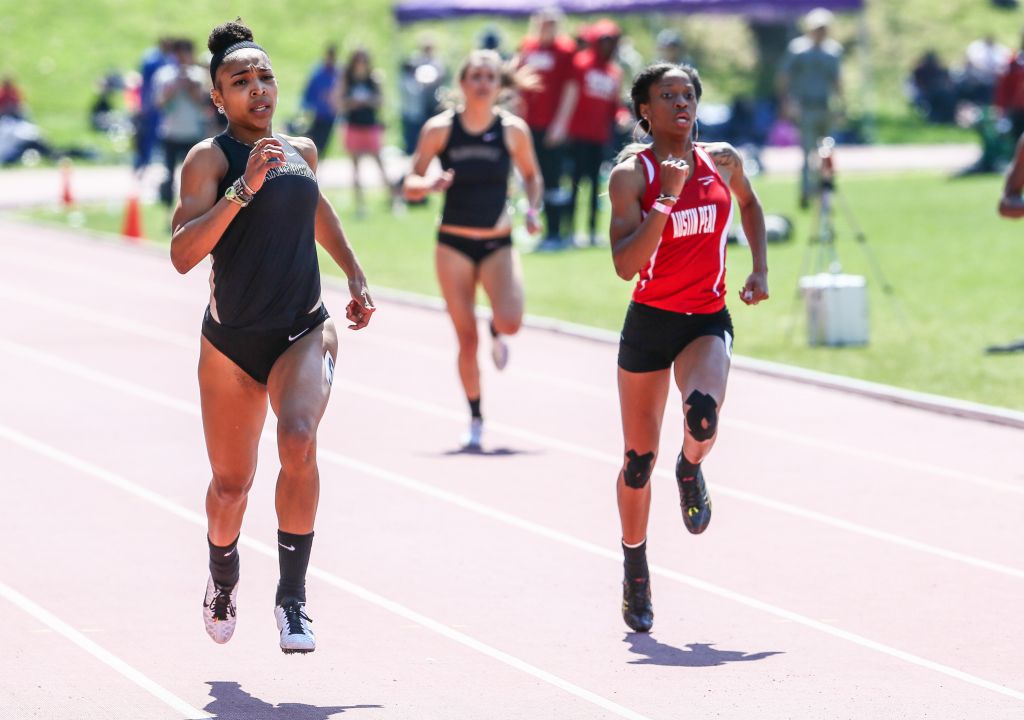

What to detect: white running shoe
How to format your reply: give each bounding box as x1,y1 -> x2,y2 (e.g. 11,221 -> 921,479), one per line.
275,601 -> 316,654
463,417 -> 483,450
491,334 -> 509,370
202,576 -> 238,644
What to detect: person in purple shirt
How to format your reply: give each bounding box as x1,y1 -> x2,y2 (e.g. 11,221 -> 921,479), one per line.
301,44 -> 339,155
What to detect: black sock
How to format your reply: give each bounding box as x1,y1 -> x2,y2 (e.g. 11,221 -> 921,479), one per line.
208,534 -> 240,589
276,530 -> 314,605
622,539 -> 649,582
468,396 -> 482,420
676,450 -> 700,480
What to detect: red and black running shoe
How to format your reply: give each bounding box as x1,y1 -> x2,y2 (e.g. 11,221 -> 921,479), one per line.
677,454 -> 712,535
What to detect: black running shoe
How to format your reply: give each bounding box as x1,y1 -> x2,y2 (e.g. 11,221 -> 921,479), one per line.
621,576 -> 654,633
677,457 -> 712,535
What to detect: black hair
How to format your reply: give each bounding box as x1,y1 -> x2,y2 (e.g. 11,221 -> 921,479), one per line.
207,19 -> 253,56
631,63 -> 702,135
344,48 -> 374,87
207,19 -> 265,85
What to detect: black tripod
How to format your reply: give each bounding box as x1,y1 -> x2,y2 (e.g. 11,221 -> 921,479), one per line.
792,137 -> 909,334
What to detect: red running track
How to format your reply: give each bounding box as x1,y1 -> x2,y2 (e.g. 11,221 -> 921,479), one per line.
0,217 -> 1022,719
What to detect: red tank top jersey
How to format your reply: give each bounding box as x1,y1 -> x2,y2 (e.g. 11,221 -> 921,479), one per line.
568,50 -> 621,144
517,36 -> 577,129
631,146 -> 733,314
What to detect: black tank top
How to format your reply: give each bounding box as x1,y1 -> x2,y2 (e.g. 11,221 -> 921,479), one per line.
210,133 -> 321,329
438,112 -> 511,228
344,76 -> 380,127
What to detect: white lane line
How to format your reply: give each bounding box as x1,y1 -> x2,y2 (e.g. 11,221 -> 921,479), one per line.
0,577 -> 210,720
4,248 -> 199,303
0,425 -> 653,720
2,345 -> 1023,704
3,335 -> 1023,584
3,281 -> 1019,500
358,333 -> 1024,498
336,382 -> 1024,582
318,454 -> 1024,704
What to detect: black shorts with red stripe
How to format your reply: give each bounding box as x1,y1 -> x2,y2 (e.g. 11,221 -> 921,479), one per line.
617,301 -> 733,373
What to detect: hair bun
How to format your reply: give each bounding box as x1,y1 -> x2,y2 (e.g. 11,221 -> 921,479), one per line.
208,20 -> 254,55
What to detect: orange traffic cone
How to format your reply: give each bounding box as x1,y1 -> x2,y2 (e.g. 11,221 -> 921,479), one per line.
121,192 -> 143,243
59,158 -> 75,207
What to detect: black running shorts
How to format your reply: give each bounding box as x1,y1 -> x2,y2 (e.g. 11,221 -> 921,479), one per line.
617,302 -> 734,373
202,304 -> 330,384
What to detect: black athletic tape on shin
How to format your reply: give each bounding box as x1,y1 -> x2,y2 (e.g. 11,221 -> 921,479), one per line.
685,390 -> 718,442
623,449 -> 655,489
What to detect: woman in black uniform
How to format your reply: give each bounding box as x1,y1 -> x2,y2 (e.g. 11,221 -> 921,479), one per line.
170,20 -> 375,654
403,49 -> 543,449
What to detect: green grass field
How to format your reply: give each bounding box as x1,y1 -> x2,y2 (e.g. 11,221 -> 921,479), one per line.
4,0 -> 1022,156
24,168 -> 1024,410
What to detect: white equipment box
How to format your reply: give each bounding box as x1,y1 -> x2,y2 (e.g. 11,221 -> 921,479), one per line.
798,273 -> 869,346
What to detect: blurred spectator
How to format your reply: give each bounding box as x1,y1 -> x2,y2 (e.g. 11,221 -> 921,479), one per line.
479,25 -> 512,61
90,73 -> 130,133
549,18 -> 623,246
655,29 -> 694,67
337,48 -> 395,217
0,76 -> 24,119
516,7 -> 577,249
910,51 -> 957,123
153,38 -> 209,207
776,7 -> 844,209
996,31 -> 1024,140
616,35 -> 645,85
960,35 -> 1010,104
301,44 -> 340,155
134,37 -> 173,172
399,36 -> 446,156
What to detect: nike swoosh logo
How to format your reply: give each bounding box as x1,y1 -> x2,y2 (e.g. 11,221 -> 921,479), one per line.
223,547 -> 236,557
698,176 -> 715,185
278,543 -> 296,552
482,132 -> 497,141
288,328 -> 310,342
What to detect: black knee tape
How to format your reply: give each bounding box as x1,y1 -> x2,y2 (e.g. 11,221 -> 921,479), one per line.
623,449 -> 655,489
685,390 -> 718,442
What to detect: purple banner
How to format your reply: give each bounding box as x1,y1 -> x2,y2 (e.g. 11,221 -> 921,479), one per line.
395,0 -> 864,23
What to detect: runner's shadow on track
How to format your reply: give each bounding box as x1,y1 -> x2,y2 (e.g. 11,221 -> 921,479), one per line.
439,445 -> 536,457
203,681 -> 382,719
623,635 -> 783,667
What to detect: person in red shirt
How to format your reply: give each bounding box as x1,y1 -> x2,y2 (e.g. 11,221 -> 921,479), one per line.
0,76 -> 25,119
607,63 -> 769,633
516,7 -> 577,250
550,18 -> 623,246
996,32 -> 1024,142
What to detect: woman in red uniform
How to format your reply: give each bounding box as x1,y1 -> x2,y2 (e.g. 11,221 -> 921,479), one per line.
403,50 -> 543,449
607,63 -> 769,632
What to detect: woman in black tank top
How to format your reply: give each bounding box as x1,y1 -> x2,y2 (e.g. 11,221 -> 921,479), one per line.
336,48 -> 397,218
169,20 -> 375,654
403,50 -> 543,450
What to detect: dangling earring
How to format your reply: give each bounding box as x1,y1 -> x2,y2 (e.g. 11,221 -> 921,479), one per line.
217,106 -> 225,115
692,118 -> 700,142
632,119 -> 648,142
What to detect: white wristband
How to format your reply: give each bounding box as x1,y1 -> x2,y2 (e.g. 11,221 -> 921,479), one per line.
651,201 -> 673,215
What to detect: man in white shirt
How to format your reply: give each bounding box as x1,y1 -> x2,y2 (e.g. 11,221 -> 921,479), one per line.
153,38 -> 209,206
